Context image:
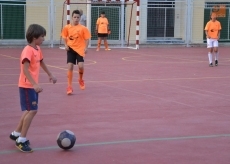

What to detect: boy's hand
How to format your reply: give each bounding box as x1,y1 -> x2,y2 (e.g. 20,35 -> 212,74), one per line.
84,48 -> 88,54
65,45 -> 69,51
33,84 -> 43,93
49,75 -> 57,84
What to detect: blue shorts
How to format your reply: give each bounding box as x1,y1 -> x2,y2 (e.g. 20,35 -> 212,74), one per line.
19,87 -> 38,111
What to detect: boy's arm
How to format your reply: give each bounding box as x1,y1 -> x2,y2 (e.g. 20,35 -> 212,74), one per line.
204,22 -> 210,38
40,60 -> 57,84
84,39 -> 89,54
62,38 -> 69,51
217,30 -> 221,40
95,24 -> 99,34
23,61 -> 43,93
205,30 -> 210,38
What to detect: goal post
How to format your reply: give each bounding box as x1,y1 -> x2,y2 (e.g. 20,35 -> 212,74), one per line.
60,0 -> 140,49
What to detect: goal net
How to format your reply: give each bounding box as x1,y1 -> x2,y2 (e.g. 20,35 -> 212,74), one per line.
59,0 -> 139,49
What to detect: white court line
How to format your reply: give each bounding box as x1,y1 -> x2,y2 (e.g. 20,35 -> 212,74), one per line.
1,133 -> 230,155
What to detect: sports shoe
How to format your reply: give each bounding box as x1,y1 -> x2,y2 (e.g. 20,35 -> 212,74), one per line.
15,141 -> 33,153
79,79 -> 85,90
105,48 -> 111,51
209,63 -> 213,67
215,60 -> 218,66
9,134 -> 30,145
9,133 -> 19,141
67,86 -> 73,95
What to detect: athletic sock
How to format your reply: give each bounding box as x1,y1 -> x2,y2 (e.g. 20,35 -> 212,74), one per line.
17,137 -> 27,143
12,131 -> 21,137
67,70 -> 73,87
215,52 -> 219,61
208,52 -> 212,64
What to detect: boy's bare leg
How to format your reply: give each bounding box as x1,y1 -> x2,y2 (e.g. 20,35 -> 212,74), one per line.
78,62 -> 85,90
214,47 -> 219,66
15,111 -> 29,133
104,38 -> 111,50
20,111 -> 37,137
67,63 -> 74,94
96,38 -> 101,51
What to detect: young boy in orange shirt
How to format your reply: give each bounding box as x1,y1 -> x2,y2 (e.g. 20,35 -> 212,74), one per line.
204,12 -> 221,67
10,24 -> 57,152
95,11 -> 111,51
62,10 -> 91,95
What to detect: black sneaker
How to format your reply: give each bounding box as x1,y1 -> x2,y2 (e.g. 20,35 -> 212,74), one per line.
215,60 -> 218,66
9,133 -> 19,141
15,141 -> 33,153
209,63 -> 213,67
10,134 -> 30,145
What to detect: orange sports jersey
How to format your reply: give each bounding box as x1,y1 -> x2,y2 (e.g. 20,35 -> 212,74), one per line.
96,17 -> 109,34
204,20 -> 222,39
18,45 -> 43,88
61,24 -> 91,56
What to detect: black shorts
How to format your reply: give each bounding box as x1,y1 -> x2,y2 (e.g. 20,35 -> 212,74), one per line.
98,33 -> 108,38
67,47 -> 84,65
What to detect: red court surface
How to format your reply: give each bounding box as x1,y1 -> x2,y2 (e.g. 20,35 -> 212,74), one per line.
0,46 -> 230,164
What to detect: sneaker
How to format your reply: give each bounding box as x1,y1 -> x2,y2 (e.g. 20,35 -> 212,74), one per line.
79,79 -> 85,90
67,86 -> 73,95
209,63 -> 213,67
9,133 -> 19,141
215,60 -> 218,66
9,134 -> 30,145
105,48 -> 111,51
15,141 -> 33,153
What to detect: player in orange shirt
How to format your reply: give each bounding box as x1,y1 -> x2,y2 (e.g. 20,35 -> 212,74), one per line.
9,24 -> 57,153
95,11 -> 111,51
204,12 -> 221,67
62,10 -> 91,95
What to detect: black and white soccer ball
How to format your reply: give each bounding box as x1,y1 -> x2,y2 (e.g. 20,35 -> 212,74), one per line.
57,130 -> 76,150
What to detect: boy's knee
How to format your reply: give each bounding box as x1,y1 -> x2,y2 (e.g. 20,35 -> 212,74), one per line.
78,65 -> 84,70
29,110 -> 37,116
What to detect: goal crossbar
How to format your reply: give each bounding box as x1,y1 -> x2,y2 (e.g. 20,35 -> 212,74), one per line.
61,0 -> 140,49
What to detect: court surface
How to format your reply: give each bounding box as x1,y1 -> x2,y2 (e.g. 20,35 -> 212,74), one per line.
0,46 -> 230,164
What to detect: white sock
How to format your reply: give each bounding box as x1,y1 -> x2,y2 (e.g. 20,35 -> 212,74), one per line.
215,52 -> 219,61
17,137 -> 27,143
12,131 -> 21,137
208,52 -> 212,64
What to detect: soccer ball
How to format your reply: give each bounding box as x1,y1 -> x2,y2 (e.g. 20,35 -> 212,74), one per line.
57,130 -> 76,150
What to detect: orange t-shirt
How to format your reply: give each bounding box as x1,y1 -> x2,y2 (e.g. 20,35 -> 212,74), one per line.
204,20 -> 221,39
61,24 -> 91,57
96,17 -> 109,34
18,45 -> 43,88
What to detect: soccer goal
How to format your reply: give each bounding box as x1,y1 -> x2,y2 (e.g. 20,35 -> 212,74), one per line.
60,0 -> 140,49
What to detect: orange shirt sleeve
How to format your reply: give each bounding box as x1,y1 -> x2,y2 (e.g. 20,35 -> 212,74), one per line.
61,25 -> 69,39
83,27 -> 91,40
21,46 -> 33,63
96,18 -> 100,25
218,21 -> 222,30
204,21 -> 210,31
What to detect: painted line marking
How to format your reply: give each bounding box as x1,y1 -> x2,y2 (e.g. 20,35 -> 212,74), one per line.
1,133 -> 230,155
1,76 -> 230,87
